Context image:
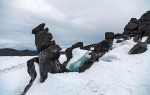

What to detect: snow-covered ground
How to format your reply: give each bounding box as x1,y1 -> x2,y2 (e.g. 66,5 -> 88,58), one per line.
0,38 -> 150,95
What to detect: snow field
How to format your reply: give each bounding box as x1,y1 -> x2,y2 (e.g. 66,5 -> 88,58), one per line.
0,37 -> 150,95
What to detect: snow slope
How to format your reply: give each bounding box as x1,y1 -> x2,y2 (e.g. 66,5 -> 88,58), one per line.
0,38 -> 150,95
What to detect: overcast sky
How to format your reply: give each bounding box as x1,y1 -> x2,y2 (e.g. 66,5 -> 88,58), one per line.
0,0 -> 150,50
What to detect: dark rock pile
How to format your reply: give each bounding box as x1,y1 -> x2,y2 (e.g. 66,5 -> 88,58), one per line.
22,11 -> 150,95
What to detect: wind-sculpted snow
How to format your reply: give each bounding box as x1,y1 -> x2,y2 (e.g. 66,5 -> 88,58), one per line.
66,48 -> 91,72
0,63 -> 26,76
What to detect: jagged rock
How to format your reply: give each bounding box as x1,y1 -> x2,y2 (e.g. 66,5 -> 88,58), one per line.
122,34 -> 131,40
114,33 -> 122,37
125,22 -> 138,31
79,58 -> 94,73
133,35 -> 143,42
130,18 -> 138,23
115,35 -> 123,39
116,40 -> 124,43
35,30 -> 53,53
105,32 -> 114,39
94,39 -> 113,53
32,23 -> 45,34
65,47 -> 73,61
144,24 -> 150,36
145,36 -> 150,44
39,45 -> 62,83
129,42 -> 147,54
82,44 -> 95,50
72,42 -> 83,49
22,57 -> 39,95
49,40 -> 56,46
43,28 -> 49,32
122,30 -> 129,35
140,11 -> 150,23
114,34 -> 123,39
137,23 -> 147,35
91,52 -> 104,62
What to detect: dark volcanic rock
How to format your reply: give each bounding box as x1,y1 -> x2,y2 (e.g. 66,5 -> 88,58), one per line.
22,57 -> 39,95
140,11 -> 150,23
144,24 -> 150,36
44,28 -> 49,32
32,23 -> 45,34
91,52 -> 104,62
35,30 -> 53,53
79,58 -> 94,73
137,23 -> 147,35
82,44 -> 95,50
72,42 -> 83,49
105,32 -> 114,39
145,36 -> 150,44
49,40 -> 56,46
39,45 -> 62,83
116,40 -> 124,43
130,18 -> 138,23
125,22 -> 138,31
94,39 -> 113,53
129,42 -> 147,54
133,35 -> 143,42
65,47 -> 73,61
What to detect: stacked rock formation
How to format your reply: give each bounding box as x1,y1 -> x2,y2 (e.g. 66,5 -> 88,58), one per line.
22,23 -> 70,95
22,11 -> 150,95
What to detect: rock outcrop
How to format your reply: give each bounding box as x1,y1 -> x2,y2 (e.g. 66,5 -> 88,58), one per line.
129,42 -> 147,54
22,11 -> 150,95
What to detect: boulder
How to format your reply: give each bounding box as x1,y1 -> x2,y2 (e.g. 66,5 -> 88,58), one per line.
32,23 -> 45,34
133,35 -> 143,42
144,24 -> 150,36
82,44 -> 95,50
22,57 -> 39,95
43,28 -> 49,32
130,18 -> 138,23
125,22 -> 138,31
105,32 -> 115,39
115,36 -> 123,39
145,36 -> 150,44
91,52 -> 104,62
114,33 -> 122,37
122,34 -> 131,40
129,42 -> 147,54
122,30 -> 129,35
79,58 -> 94,73
116,40 -> 124,43
72,42 -> 83,49
39,45 -> 62,83
35,30 -> 53,53
140,11 -> 150,23
49,40 -> 56,46
137,23 -> 147,35
65,47 -> 73,61
94,39 -> 113,53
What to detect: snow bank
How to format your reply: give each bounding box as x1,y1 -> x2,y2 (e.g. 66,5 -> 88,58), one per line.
0,38 -> 150,95
0,56 -> 36,70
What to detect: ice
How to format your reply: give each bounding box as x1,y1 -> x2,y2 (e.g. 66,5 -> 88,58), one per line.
66,48 -> 91,71
0,39 -> 150,95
